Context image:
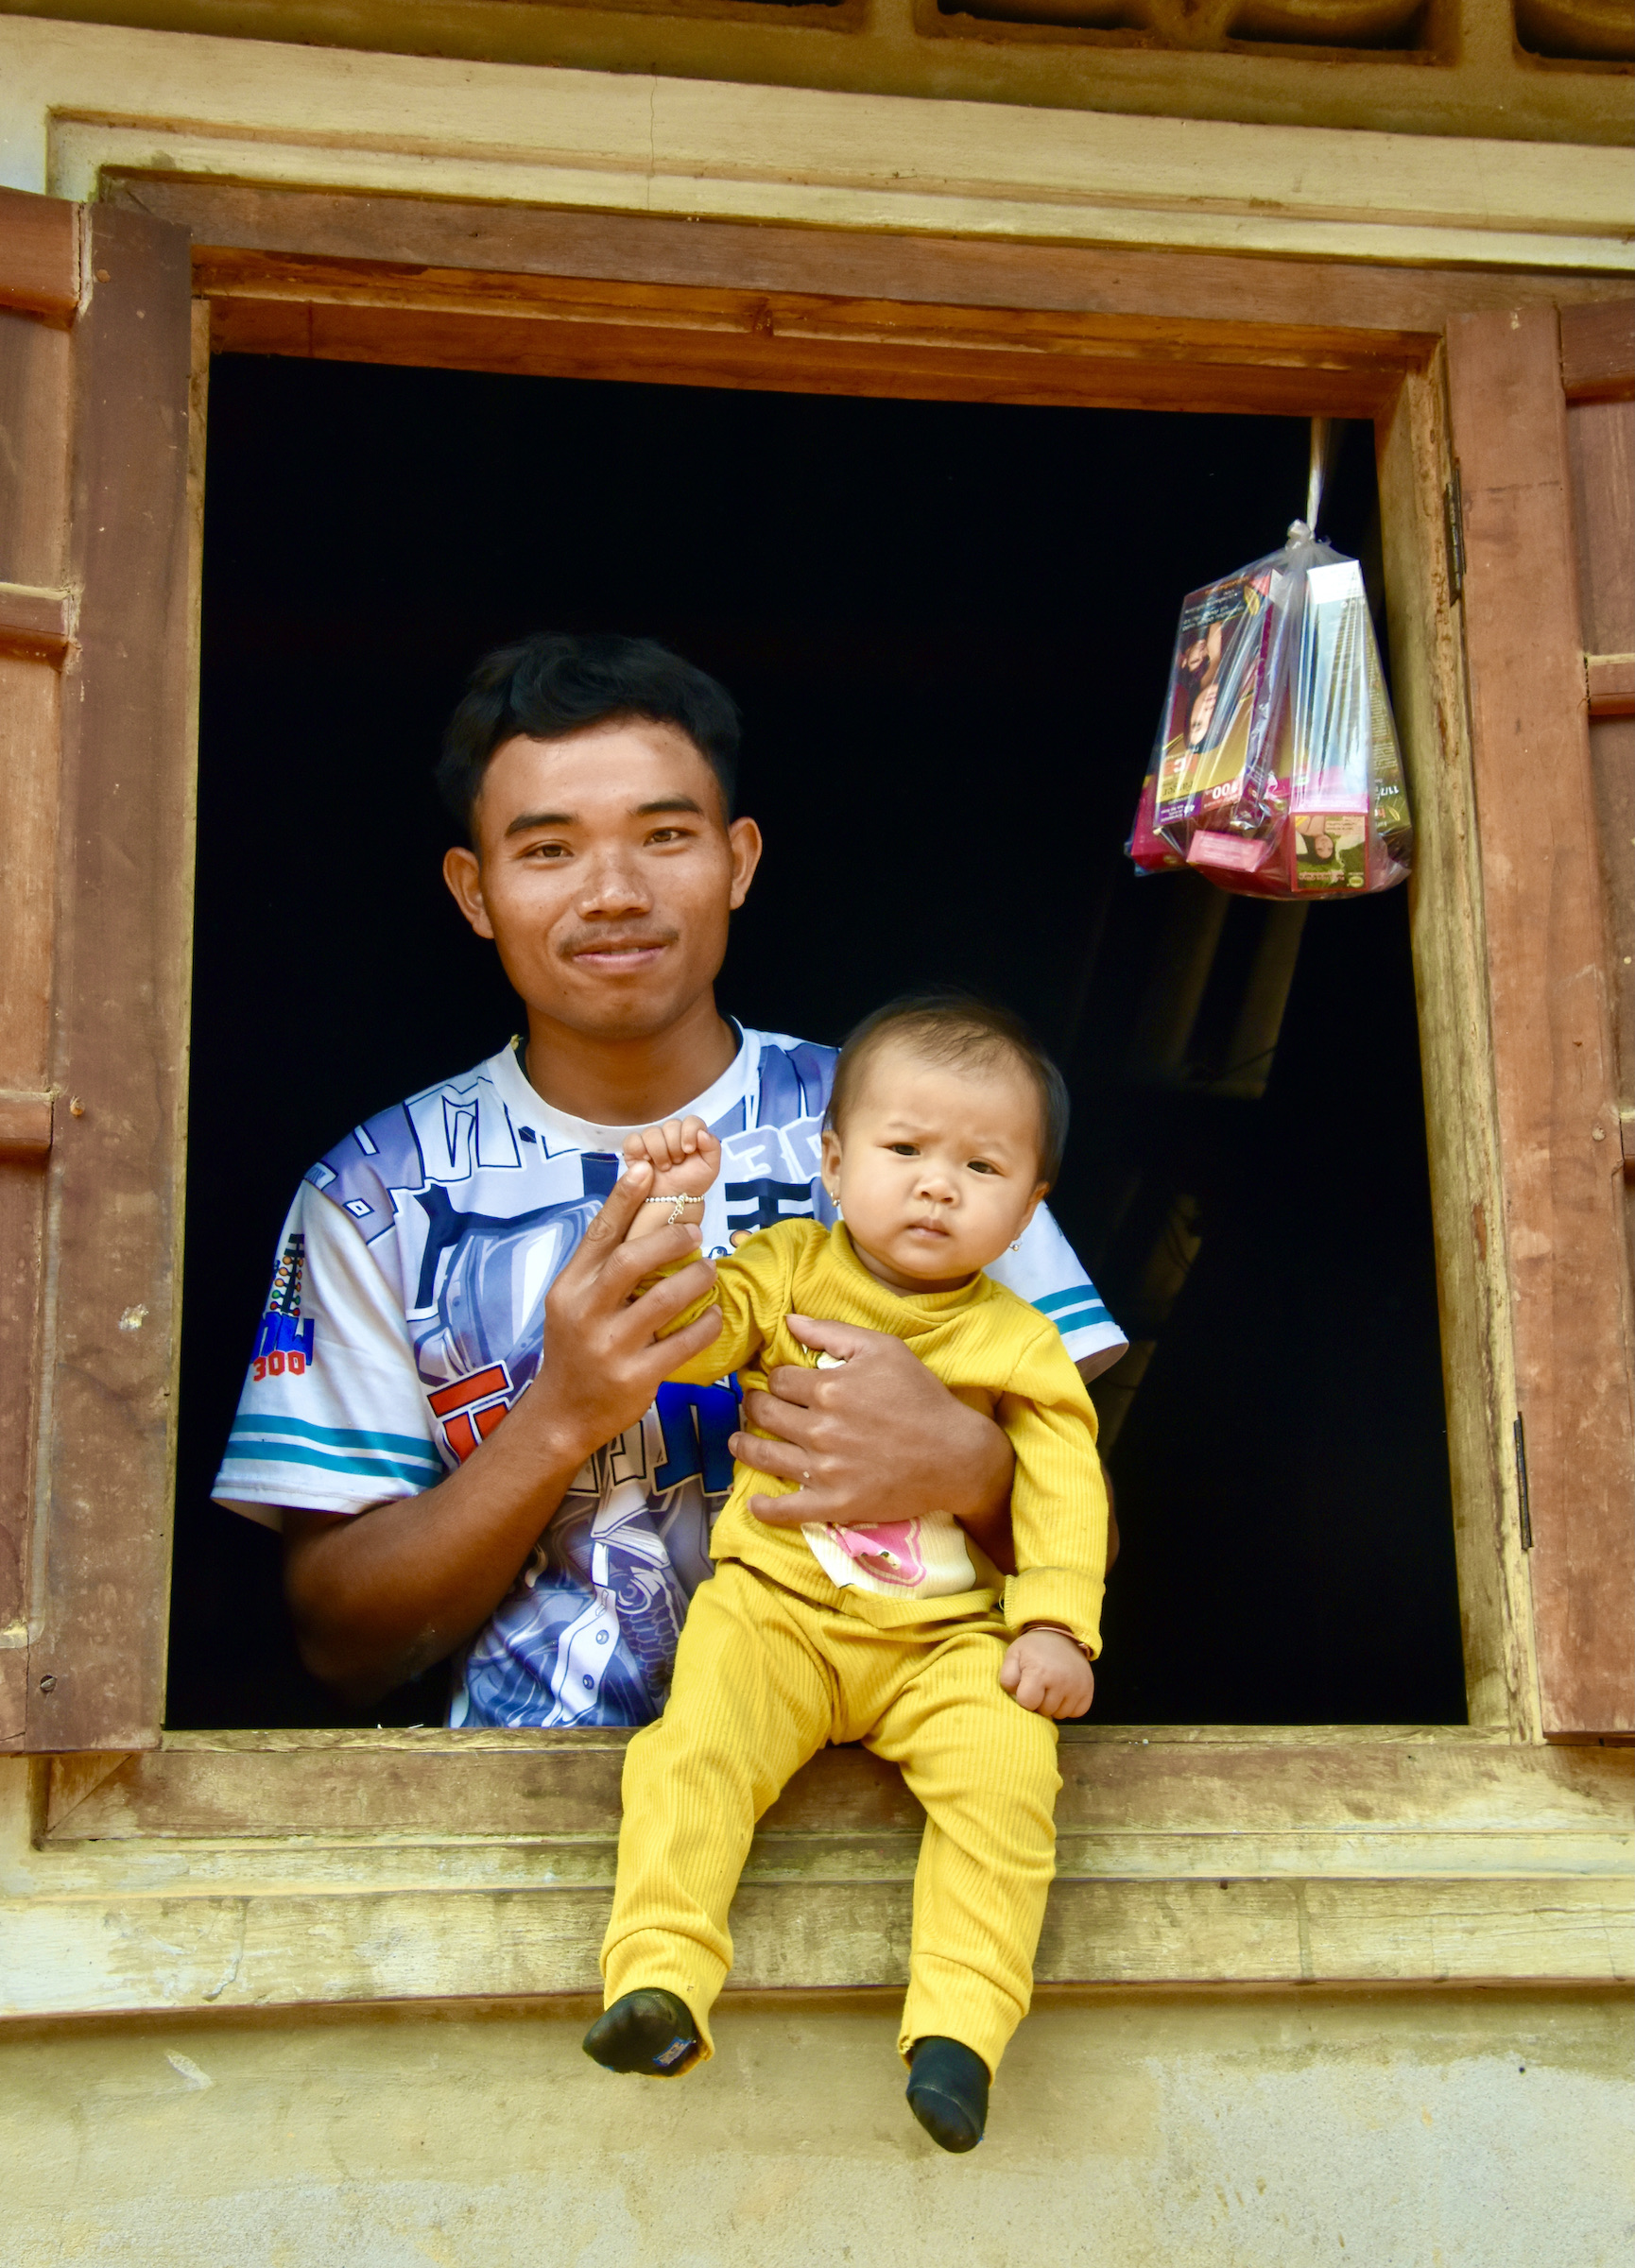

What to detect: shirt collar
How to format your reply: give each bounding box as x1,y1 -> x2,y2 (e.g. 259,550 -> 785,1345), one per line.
485,1024 -> 753,1154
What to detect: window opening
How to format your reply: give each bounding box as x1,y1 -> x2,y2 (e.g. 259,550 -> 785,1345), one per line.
167,354 -> 1464,1731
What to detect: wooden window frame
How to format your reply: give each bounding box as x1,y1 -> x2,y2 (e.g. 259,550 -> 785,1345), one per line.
3,174 -> 1630,2020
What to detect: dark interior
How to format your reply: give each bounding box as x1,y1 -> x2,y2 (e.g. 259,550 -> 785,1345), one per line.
166,353 -> 1467,1730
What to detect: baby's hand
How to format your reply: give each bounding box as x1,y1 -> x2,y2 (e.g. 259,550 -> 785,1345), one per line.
999,1626 -> 1094,1721
622,1117 -> 722,1242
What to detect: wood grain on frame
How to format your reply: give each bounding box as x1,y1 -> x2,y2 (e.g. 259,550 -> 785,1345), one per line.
1448,304 -> 1635,1740
44,1726 -> 1628,1847
202,268 -> 1404,421
102,177 -> 1634,422
1567,392 -> 1635,1279
21,204 -> 196,1753
105,176 -> 1635,343
1375,361 -> 1536,1736
0,198 -> 77,1753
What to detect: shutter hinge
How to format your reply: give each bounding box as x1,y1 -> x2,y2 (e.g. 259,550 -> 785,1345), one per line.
1513,1413 -> 1533,1551
1444,467 -> 1466,601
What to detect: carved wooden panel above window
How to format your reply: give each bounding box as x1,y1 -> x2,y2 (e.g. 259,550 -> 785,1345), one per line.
1514,0 -> 1635,60
934,0 -> 1439,52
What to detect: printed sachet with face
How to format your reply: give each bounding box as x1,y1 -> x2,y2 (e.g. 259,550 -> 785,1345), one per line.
1128,524 -> 1412,900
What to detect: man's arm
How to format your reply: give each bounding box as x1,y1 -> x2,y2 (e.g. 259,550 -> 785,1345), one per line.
282,1160 -> 722,1704
731,1331 -> 1118,1578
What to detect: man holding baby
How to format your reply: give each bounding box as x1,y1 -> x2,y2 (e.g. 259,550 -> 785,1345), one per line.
215,630 -> 1127,2147
215,633 -> 1124,1733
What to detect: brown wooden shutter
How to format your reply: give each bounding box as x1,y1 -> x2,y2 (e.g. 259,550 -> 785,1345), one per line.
1447,300 -> 1635,1739
0,187 -> 197,1752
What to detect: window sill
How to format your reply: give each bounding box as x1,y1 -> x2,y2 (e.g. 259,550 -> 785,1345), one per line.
3,1727 -> 1627,2021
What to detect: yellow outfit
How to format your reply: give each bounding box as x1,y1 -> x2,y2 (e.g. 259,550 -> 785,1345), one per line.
600,1218 -> 1109,2077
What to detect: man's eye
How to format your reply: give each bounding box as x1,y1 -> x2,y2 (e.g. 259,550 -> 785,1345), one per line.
524,841 -> 570,859
647,827 -> 689,845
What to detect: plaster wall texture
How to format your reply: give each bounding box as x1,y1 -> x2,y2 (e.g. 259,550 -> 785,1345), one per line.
3,1987 -> 1630,2267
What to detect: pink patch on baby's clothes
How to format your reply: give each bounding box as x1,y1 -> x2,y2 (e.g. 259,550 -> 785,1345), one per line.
827,1520 -> 927,1589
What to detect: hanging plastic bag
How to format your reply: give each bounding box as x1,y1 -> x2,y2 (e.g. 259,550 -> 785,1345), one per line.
1129,522 -> 1411,899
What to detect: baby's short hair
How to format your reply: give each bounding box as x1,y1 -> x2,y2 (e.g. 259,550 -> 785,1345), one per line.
827,991 -> 1069,1187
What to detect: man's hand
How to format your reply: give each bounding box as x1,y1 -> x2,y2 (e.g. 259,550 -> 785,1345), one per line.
282,1163 -> 724,1703
730,1314 -> 1014,1536
528,1156 -> 724,1454
999,1626 -> 1094,1720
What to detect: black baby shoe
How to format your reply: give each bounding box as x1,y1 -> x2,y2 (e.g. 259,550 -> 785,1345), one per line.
905,2036 -> 990,2153
582,1988 -> 701,2077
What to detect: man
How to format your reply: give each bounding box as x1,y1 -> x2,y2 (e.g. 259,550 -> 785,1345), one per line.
214,635 -> 1125,1725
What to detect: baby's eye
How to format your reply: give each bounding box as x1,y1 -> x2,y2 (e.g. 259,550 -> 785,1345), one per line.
886,1143 -> 919,1157
967,1160 -> 1000,1176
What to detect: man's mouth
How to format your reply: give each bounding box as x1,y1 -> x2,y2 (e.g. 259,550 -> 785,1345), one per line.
563,935 -> 676,972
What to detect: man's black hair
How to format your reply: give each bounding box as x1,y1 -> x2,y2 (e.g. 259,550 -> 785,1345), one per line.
437,632 -> 741,842
827,990 -> 1071,1187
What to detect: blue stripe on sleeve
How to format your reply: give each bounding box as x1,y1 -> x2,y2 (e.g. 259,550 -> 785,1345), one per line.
226,1434 -> 443,1489
1032,1289 -> 1111,1327
230,1413 -> 436,1459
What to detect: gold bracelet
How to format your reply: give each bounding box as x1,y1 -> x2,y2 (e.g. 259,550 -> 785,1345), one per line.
1025,1622 -> 1096,1662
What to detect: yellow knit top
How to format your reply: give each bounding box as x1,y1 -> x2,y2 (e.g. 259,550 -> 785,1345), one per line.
662,1218 -> 1108,1655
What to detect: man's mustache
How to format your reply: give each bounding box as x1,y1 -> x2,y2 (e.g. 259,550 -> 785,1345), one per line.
557,927 -> 680,961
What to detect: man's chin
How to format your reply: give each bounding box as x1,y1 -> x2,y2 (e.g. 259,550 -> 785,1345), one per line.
529,981 -> 711,1044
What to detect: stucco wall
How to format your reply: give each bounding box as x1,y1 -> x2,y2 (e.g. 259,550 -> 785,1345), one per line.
4,1986 -> 1630,2265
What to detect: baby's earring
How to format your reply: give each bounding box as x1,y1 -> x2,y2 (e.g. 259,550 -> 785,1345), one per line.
1009,1239 -> 1022,1251
826,1186 -> 843,1220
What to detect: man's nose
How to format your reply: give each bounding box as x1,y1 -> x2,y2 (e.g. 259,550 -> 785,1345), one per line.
577,850 -> 651,916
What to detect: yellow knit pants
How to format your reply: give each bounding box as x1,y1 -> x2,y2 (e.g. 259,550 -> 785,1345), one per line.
600,1558 -> 1061,2079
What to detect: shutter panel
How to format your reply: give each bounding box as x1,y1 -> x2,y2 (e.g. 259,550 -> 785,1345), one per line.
1447,301 -> 1635,1739
0,188 -> 196,1751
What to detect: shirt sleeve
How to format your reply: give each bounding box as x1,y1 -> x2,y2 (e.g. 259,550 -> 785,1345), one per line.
658,1222 -> 800,1388
212,1183 -> 446,1529
984,1203 -> 1127,1376
995,1322 -> 1110,1656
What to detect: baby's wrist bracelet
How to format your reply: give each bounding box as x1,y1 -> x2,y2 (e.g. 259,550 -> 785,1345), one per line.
1027,1622 -> 1095,1662
644,1193 -> 704,1226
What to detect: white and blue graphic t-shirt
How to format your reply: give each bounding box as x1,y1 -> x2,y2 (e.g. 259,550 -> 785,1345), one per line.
214,1026 -> 1125,1728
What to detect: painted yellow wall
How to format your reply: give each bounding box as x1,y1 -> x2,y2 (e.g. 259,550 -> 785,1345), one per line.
3,1988 -> 1631,2264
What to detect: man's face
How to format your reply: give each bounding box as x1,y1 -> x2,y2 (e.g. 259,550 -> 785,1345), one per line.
442,720 -> 762,1041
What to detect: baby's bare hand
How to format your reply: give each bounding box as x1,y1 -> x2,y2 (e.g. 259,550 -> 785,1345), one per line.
623,1116 -> 721,1194
621,1119 -> 722,1244
999,1626 -> 1094,1721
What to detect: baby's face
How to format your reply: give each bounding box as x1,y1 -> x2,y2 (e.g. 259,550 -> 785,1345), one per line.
821,1042 -> 1048,1294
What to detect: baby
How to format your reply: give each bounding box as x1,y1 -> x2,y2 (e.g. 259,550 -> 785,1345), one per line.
582,994 -> 1110,2152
